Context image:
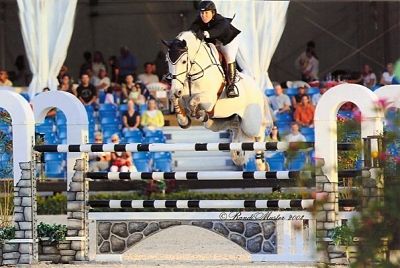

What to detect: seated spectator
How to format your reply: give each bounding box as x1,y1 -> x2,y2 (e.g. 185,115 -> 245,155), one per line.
92,51 -> 106,80
266,126 -> 280,142
109,134 -> 136,172
57,65 -> 71,84
0,70 -> 13,86
141,99 -> 164,130
137,62 -> 159,85
92,68 -> 110,93
76,73 -> 97,108
360,64 -> 376,89
88,132 -> 111,172
108,55 -> 120,84
380,63 -> 394,86
104,86 -> 117,106
269,83 -> 291,116
291,86 -> 307,109
294,95 -> 315,128
122,74 -> 145,105
312,83 -> 328,106
122,100 -> 141,132
284,122 -> 306,142
58,74 -> 76,95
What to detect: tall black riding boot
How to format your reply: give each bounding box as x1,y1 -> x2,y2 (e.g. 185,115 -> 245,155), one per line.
226,62 -> 239,98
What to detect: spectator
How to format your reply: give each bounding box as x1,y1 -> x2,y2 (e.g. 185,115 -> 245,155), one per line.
154,50 -> 169,81
0,70 -> 13,86
284,122 -> 306,142
58,74 -> 76,95
296,41 -> 319,82
141,99 -> 165,130
121,74 -> 145,105
118,46 -> 138,81
122,100 -> 141,132
380,63 -> 394,86
137,62 -> 159,85
79,51 -> 92,77
92,51 -> 107,79
76,73 -> 97,108
291,86 -> 308,109
294,95 -> 315,128
92,68 -> 111,93
269,83 -> 291,116
110,134 -> 136,172
88,132 -> 111,172
266,126 -> 280,142
104,86 -> 117,105
312,83 -> 328,106
57,65 -> 70,85
108,56 -> 120,84
361,64 -> 376,89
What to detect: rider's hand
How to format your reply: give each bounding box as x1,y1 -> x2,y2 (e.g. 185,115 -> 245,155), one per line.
195,29 -> 205,40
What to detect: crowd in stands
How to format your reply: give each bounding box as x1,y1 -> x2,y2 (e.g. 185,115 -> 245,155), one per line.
0,40 -> 399,176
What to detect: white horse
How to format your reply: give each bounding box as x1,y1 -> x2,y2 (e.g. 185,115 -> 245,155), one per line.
163,31 -> 273,170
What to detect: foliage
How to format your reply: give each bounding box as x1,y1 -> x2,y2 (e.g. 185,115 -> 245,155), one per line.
331,224 -> 355,247
37,194 -> 67,215
0,180 -> 13,229
37,222 -> 67,243
0,226 -> 15,243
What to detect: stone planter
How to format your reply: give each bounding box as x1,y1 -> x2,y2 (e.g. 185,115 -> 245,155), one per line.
38,239 -> 69,264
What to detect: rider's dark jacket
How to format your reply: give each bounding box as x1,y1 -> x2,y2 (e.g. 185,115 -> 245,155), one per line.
190,14 -> 240,46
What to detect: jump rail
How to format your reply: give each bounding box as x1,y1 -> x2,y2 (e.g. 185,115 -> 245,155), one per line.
86,169 -> 370,181
34,142 -> 356,152
88,199 -> 315,209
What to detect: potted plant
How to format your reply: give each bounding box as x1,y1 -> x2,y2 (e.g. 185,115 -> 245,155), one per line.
331,224 -> 355,262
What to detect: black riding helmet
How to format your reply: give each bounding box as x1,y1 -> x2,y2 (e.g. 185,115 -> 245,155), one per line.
199,1 -> 217,13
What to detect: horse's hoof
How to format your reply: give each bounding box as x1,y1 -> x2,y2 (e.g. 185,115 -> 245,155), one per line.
178,116 -> 192,129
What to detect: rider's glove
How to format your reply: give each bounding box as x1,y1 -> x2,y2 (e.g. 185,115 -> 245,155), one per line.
195,29 -> 205,40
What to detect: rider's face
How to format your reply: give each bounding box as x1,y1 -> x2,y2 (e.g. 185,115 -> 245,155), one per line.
200,10 -> 213,23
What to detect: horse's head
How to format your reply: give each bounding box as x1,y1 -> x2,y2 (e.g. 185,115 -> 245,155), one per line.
162,31 -> 201,98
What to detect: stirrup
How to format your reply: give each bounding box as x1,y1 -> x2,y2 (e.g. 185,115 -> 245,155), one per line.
226,85 -> 239,98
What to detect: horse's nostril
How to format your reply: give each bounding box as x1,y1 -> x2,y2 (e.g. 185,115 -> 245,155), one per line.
178,90 -> 182,95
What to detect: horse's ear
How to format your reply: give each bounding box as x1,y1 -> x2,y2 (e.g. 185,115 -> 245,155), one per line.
162,40 -> 172,48
181,40 -> 187,47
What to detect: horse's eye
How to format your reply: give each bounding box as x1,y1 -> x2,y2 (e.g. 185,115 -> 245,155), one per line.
182,60 -> 187,64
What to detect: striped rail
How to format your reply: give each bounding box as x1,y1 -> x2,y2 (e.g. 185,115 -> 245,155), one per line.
85,169 -> 369,181
34,142 -> 356,152
88,199 -> 315,209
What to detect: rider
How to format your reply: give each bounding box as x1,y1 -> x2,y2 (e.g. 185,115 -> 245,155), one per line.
190,0 -> 241,98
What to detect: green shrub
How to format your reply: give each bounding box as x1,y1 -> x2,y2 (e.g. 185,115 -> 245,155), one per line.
37,222 -> 67,243
37,194 -> 67,215
0,226 -> 15,242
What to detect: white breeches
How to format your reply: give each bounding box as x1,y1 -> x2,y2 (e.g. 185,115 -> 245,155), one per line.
218,36 -> 239,64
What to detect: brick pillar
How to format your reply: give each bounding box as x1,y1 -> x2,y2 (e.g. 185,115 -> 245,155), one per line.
61,159 -> 88,263
5,161 -> 38,265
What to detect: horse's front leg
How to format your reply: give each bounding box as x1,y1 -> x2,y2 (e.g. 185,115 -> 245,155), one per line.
189,95 -> 209,122
172,95 -> 191,129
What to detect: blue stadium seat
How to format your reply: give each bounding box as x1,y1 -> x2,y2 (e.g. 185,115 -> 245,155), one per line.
125,136 -> 143,143
133,152 -> 151,160
20,92 -> 30,102
337,110 -> 353,119
370,85 -> 381,92
285,87 -> 298,97
286,152 -> 306,170
275,112 -> 293,122
44,133 -> 58,144
124,129 -> 143,138
134,159 -> 151,172
119,104 -> 128,114
139,104 -> 148,115
45,161 -> 65,178
58,129 -> 67,140
153,158 -> 172,172
144,136 -> 163,144
243,157 -> 257,171
307,87 -> 320,95
266,152 -> 285,171
44,153 -> 63,161
100,117 -> 120,125
98,91 -> 106,104
301,127 -> 314,135
152,152 -> 172,160
264,88 -> 275,97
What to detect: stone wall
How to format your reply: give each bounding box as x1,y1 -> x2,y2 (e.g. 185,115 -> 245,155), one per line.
97,220 -> 277,255
1,161 -> 38,265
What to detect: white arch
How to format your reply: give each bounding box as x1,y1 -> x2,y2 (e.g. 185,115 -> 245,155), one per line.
314,84 -> 384,184
374,85 -> 400,109
0,91 -> 35,185
31,91 -> 88,188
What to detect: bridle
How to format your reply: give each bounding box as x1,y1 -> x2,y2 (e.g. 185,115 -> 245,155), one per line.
166,39 -> 224,97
